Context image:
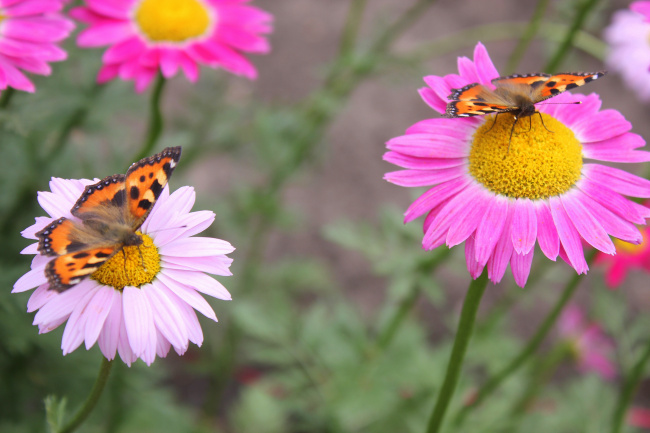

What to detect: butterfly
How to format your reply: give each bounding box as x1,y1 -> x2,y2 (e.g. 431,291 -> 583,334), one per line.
35,147 -> 182,292
445,71 -> 606,142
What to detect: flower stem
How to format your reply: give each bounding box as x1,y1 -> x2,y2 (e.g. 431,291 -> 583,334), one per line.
425,272 -> 488,433
0,87 -> 15,109
544,0 -> 603,72
57,358 -> 113,433
451,250 -> 596,428
506,0 -> 551,73
136,73 -> 166,160
338,0 -> 368,59
611,340 -> 650,433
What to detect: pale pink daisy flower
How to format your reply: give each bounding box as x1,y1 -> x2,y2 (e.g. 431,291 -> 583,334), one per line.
70,0 -> 272,92
13,179 -> 234,366
384,42 -> 650,287
558,304 -> 617,380
604,5 -> 650,102
0,0 -> 74,92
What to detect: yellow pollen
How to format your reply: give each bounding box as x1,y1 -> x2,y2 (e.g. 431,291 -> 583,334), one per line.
135,0 -> 212,43
468,113 -> 582,199
91,233 -> 161,290
614,230 -> 648,254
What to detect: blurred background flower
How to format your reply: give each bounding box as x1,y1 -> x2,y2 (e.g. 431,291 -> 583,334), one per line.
0,0 -> 73,92
71,0 -> 272,91
604,3 -> 650,102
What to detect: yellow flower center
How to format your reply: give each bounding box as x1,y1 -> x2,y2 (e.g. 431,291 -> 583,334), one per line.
614,229 -> 648,254
468,113 -> 582,199
91,233 -> 161,290
134,0 -> 213,43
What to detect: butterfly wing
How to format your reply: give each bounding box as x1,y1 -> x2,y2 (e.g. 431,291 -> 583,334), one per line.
445,83 -> 517,117
536,71 -> 607,100
124,147 -> 182,228
36,217 -> 118,291
45,247 -> 117,292
71,174 -> 127,220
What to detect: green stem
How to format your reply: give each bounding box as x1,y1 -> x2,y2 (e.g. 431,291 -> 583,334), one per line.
425,272 -> 488,433
0,87 -> 15,109
452,249 -> 597,427
338,0 -> 368,59
506,0 -> 551,73
611,340 -> 650,433
57,358 -> 113,433
135,73 -> 166,160
544,0 -> 603,72
371,0 -> 437,56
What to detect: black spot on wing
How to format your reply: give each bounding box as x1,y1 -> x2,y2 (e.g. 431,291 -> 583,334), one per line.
95,251 -> 112,258
545,81 -> 557,87
150,180 -> 163,198
111,189 -> 125,207
139,175 -> 146,182
565,83 -> 579,90
138,199 -> 152,211
72,252 -> 89,259
130,186 -> 140,200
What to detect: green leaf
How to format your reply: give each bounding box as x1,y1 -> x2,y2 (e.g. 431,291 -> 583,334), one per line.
44,395 -> 67,433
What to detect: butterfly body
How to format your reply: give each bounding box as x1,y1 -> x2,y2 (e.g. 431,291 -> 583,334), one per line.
445,71 -> 607,119
36,147 -> 182,292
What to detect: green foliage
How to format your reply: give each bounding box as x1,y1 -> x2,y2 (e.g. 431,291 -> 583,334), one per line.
1,1 -> 649,433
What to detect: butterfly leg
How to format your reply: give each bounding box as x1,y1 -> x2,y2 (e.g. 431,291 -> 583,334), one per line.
537,111 -> 554,133
486,112 -> 500,133
506,115 -> 519,155
137,245 -> 148,274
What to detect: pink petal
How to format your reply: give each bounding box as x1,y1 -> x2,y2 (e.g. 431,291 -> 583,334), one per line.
487,210 -> 515,284
561,193 -> 615,254
384,166 -> 466,187
155,273 -> 217,321
511,198 -> 537,255
474,195 -> 510,266
98,291 -> 122,361
549,196 -> 588,274
404,176 -> 472,223
84,286 -> 117,349
446,191 -> 492,247
510,249 -> 534,287
122,286 -> 156,361
583,164 -> 650,198
161,268 -> 231,300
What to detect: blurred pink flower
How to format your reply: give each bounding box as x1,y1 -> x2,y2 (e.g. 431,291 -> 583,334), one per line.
596,225 -> 650,288
71,0 -> 273,92
14,179 -> 234,366
558,305 -> 617,380
631,1 -> 650,21
384,42 -> 650,287
628,407 -> 650,429
0,0 -> 73,92
604,5 -> 650,101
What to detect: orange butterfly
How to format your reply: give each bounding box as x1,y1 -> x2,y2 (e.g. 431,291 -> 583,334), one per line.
36,147 -> 182,292
445,71 -> 606,140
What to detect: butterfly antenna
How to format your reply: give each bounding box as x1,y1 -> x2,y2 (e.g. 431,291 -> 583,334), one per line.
536,112 -> 554,133
145,224 -> 188,235
536,101 -> 582,105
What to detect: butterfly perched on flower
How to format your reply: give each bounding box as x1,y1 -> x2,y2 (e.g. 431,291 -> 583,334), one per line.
445,71 -> 606,141
35,147 -> 182,292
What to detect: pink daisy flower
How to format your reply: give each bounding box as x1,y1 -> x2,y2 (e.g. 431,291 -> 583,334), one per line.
558,304 -> 617,380
0,0 -> 73,92
384,42 -> 650,287
604,5 -> 650,102
596,224 -> 650,288
70,0 -> 272,92
13,179 -> 234,366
